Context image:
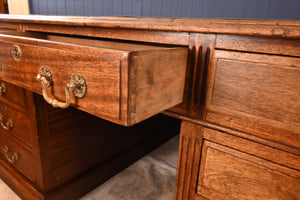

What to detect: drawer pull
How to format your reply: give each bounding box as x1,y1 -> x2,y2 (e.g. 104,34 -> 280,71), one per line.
11,45 -> 22,61
0,114 -> 13,131
3,145 -> 19,164
0,83 -> 6,96
36,66 -> 87,109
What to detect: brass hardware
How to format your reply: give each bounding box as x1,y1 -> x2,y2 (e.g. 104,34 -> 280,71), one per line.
2,105 -> 7,112
69,74 -> 87,98
11,45 -> 22,61
36,66 -> 87,109
0,114 -> 13,131
3,145 -> 19,164
0,82 -> 6,96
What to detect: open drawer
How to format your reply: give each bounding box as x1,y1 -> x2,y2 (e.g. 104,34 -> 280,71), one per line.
0,32 -> 187,125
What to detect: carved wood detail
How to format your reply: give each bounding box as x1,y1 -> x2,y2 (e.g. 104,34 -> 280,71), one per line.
175,121 -> 203,200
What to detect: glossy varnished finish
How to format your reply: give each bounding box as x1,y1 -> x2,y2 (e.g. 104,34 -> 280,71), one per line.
0,15 -> 298,200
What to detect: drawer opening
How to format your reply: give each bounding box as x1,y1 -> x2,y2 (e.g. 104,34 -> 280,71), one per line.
0,30 -> 186,50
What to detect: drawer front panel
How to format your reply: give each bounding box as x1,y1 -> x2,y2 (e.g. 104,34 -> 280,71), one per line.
0,37 -> 122,121
216,35 -> 300,57
0,102 -> 34,147
206,50 -> 300,147
0,133 -> 36,181
196,139 -> 300,200
0,34 -> 187,125
0,80 -> 27,110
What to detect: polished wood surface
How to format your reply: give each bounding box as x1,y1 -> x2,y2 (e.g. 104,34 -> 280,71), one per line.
206,50 -> 300,148
0,15 -> 299,38
197,140 -> 300,200
0,15 -> 298,200
0,32 -> 187,125
0,87 -> 181,200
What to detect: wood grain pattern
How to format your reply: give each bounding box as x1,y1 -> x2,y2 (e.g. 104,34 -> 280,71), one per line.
131,48 -> 187,124
216,34 -> 300,57
24,24 -> 190,46
0,33 -> 187,125
0,80 -> 28,112
0,15 -> 299,38
0,157 -> 43,200
0,15 -> 298,200
0,133 -> 36,182
202,128 -> 300,172
175,121 -> 203,200
206,50 -> 300,148
170,33 -> 216,119
0,101 -> 34,147
197,140 -> 300,200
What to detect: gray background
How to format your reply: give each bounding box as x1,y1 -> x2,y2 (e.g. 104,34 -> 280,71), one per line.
29,0 -> 300,20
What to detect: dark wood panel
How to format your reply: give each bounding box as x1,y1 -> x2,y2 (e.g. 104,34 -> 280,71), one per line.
0,102 -> 34,147
0,80 -> 27,111
0,133 -> 36,182
34,93 -> 181,192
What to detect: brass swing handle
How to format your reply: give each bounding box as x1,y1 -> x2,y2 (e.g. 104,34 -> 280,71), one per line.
0,114 -> 13,131
3,145 -> 19,164
36,66 -> 87,109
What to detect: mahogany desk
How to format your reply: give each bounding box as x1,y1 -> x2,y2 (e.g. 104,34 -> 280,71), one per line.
0,15 -> 299,200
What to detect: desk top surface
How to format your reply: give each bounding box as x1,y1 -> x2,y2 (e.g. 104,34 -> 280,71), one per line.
0,14 -> 299,38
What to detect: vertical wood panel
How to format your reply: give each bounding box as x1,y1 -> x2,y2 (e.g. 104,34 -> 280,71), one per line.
29,0 -> 300,20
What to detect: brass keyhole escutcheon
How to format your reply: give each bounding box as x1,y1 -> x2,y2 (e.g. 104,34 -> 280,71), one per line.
11,45 -> 22,61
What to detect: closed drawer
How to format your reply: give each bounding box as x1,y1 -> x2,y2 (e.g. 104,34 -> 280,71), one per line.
196,128 -> 300,200
0,133 -> 36,181
0,80 -> 27,110
215,35 -> 300,57
0,33 -> 187,125
0,101 -> 34,147
206,50 -> 300,148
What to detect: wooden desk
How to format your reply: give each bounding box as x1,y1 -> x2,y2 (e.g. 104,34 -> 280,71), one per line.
0,15 -> 299,200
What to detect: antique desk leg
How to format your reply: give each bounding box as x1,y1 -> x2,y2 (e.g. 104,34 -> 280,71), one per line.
175,121 -> 203,200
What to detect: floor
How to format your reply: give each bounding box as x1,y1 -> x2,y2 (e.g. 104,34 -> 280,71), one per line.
0,135 -> 179,200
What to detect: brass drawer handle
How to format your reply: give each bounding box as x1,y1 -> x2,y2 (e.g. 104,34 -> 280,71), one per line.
3,145 -> 19,164
11,45 -> 22,61
36,66 -> 87,109
0,114 -> 13,131
0,83 -> 6,96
